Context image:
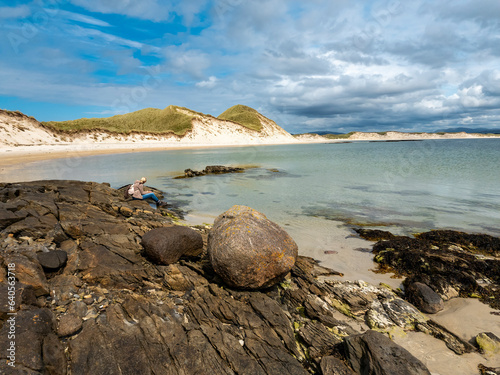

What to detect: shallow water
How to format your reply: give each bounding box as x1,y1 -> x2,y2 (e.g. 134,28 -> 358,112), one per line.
2,139 -> 499,283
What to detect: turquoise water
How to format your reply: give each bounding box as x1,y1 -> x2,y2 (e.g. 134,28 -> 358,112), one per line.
3,139 -> 500,237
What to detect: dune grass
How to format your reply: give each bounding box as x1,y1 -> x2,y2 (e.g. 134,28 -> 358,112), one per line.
217,104 -> 263,131
42,106 -> 197,135
322,132 -> 355,139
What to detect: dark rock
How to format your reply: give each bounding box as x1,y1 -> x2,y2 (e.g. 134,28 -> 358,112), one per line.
354,228 -> 396,241
207,205 -> 298,289
479,364 -> 500,375
344,330 -> 431,375
0,283 -> 37,318
37,250 -> 68,271
415,320 -> 476,355
3,255 -> 49,297
141,226 -> 203,265
180,165 -> 244,178
321,356 -> 356,375
57,314 -> 83,337
405,282 -> 444,313
0,308 -> 58,371
0,207 -> 27,230
42,333 -> 68,375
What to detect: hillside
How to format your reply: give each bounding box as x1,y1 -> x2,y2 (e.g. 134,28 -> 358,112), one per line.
42,105 -> 203,136
217,105 -> 263,131
0,105 -> 297,149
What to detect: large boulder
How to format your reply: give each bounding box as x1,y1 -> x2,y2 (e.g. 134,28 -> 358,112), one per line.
207,205 -> 298,289
344,330 -> 431,375
141,226 -> 203,265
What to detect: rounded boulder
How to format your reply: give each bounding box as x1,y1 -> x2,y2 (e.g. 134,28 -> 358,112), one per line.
207,205 -> 298,289
141,226 -> 204,265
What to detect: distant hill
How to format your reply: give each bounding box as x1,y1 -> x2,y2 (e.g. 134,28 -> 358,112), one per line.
435,127 -> 500,134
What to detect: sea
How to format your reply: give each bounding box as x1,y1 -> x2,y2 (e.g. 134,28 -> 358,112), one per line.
3,138 -> 500,284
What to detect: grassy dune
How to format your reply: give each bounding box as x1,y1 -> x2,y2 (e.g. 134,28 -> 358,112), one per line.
42,106 -> 198,135
43,104 -> 268,135
217,104 -> 263,132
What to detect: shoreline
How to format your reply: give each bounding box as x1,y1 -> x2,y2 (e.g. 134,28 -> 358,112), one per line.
1,134 -> 499,169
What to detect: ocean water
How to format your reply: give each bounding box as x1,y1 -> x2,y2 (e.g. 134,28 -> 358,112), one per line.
2,139 -> 499,282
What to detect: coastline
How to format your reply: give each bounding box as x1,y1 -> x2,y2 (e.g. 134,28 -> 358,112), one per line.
1,132 -> 499,169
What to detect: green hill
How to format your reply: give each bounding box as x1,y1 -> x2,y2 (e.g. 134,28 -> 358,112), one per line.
217,105 -> 263,132
42,106 -> 200,135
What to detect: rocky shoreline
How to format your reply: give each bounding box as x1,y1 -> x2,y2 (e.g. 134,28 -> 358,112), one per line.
0,180 -> 499,374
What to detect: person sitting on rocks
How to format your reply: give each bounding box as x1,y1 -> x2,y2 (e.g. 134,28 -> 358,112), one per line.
131,177 -> 163,209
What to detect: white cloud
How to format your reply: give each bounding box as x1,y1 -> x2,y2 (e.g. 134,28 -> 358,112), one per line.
196,76 -> 218,88
69,0 -> 171,22
57,10 -> 111,27
0,5 -> 31,19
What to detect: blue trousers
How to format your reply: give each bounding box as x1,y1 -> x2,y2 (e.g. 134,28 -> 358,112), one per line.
133,193 -> 159,202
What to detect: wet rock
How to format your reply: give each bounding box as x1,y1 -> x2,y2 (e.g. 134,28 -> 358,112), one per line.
181,165 -> 244,178
141,226 -> 203,265
37,250 -> 68,271
207,205 -> 298,289
405,282 -> 444,313
344,330 -> 431,375
354,228 -> 396,241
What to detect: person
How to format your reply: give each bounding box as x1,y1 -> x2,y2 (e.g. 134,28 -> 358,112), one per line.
131,177 -> 163,209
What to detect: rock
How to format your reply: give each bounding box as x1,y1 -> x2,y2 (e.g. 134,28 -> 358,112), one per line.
57,314 -> 83,337
4,254 -> 49,296
320,356 -> 356,375
354,228 -> 396,241
180,165 -> 244,178
37,250 -> 68,271
344,330 -> 431,375
372,232 -> 500,309
207,205 -> 298,289
43,333 -> 68,375
405,282 -> 444,313
141,226 -> 204,265
475,332 -> 500,356
0,308 -> 59,371
479,364 -> 500,375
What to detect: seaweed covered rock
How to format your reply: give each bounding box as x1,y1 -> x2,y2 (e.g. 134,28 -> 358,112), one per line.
181,165 -> 244,178
207,205 -> 298,289
141,226 -> 203,265
372,231 -> 500,309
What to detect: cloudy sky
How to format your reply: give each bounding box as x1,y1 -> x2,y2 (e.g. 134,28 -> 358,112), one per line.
1,0 -> 499,133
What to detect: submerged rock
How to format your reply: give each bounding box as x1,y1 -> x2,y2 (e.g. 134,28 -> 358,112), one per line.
180,165 -> 244,178
207,205 -> 298,289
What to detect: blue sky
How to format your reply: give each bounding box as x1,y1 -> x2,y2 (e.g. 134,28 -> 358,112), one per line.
1,0 -> 499,133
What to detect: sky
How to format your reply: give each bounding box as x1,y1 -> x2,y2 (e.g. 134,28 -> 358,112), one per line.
0,0 -> 499,133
